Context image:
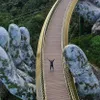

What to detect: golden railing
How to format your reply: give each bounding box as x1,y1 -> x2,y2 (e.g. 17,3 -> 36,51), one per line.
36,0 -> 61,100
36,0 -> 80,100
62,0 -> 79,100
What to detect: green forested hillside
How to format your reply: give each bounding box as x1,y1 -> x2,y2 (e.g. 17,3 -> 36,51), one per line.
0,0 -> 56,54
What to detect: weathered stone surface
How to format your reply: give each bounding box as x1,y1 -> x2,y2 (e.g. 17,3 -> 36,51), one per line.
8,24 -> 34,77
63,44 -> 100,99
0,26 -> 35,100
20,27 -> 35,77
0,26 -> 34,83
75,0 -> 100,35
89,0 -> 100,8
92,18 -> 100,35
0,45 -> 35,100
75,0 -> 100,23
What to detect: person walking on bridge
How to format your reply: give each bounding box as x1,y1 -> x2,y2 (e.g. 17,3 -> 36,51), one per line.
48,59 -> 55,71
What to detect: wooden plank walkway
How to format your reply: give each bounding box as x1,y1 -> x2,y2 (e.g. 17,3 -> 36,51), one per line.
43,0 -> 72,99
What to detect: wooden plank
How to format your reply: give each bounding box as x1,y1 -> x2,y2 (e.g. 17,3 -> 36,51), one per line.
43,0 -> 72,99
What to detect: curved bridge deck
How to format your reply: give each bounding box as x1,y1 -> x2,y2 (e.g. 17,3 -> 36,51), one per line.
36,0 -> 79,100
43,0 -> 71,99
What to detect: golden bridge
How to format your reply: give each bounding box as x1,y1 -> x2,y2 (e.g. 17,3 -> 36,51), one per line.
36,0 -> 79,100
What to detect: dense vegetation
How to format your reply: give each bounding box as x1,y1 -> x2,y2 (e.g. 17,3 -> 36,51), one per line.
69,10 -> 100,67
0,0 -> 56,54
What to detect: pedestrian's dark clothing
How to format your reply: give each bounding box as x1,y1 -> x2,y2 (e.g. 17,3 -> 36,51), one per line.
50,60 -> 54,66
48,59 -> 55,71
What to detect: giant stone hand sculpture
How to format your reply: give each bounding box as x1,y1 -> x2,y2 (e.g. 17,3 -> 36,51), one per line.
0,26 -> 36,100
0,26 -> 34,83
63,44 -> 100,99
89,0 -> 100,7
8,24 -> 34,77
0,45 -> 35,100
75,0 -> 100,35
75,0 -> 100,23
20,27 -> 35,77
92,18 -> 100,35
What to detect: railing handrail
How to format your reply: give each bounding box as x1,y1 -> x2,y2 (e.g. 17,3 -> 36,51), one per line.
62,0 -> 80,100
36,0 -> 61,100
